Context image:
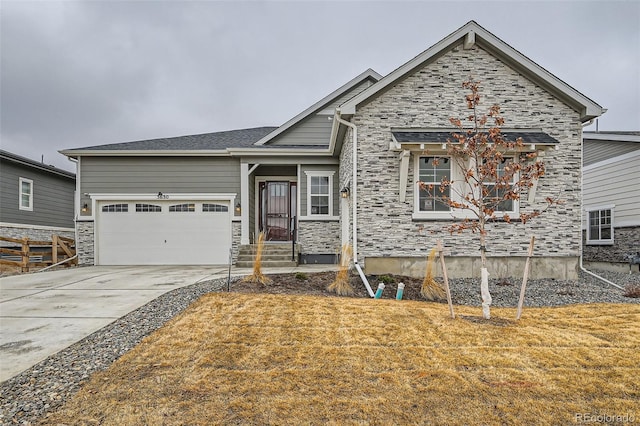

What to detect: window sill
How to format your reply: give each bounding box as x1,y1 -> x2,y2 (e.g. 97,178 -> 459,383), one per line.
299,215 -> 339,222
586,240 -> 615,246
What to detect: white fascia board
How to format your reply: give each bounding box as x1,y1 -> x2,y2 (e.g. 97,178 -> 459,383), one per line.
59,150 -> 230,157
90,193 -> 237,201
227,148 -> 332,156
583,149 -> 640,172
254,68 -> 381,146
583,133 -> 640,143
340,21 -> 605,121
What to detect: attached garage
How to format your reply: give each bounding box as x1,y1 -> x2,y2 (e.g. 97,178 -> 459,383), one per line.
96,198 -> 232,265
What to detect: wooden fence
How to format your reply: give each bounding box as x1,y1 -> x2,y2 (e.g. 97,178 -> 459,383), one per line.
0,235 -> 77,273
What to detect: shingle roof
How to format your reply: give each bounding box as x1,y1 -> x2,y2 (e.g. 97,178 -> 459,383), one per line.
392,131 -> 559,145
73,127 -> 279,151
0,149 -> 75,179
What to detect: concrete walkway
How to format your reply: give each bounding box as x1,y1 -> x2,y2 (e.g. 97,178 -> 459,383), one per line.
0,264 -> 337,382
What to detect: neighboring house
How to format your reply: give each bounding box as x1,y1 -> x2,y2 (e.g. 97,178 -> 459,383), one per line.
61,21 -> 605,279
582,131 -> 640,273
0,150 -> 76,241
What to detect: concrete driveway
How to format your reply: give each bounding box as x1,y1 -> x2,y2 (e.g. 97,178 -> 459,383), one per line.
0,265 -> 230,382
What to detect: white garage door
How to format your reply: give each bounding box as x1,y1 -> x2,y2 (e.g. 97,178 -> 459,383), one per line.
96,200 -> 231,265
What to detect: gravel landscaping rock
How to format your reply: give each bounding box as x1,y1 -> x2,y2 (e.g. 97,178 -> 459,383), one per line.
1,270 -> 638,425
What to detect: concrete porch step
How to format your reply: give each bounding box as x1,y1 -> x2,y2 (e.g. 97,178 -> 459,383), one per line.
237,243 -> 299,268
235,260 -> 298,268
236,254 -> 297,262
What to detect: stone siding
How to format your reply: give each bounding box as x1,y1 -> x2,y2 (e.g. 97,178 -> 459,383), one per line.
583,226 -> 640,264
76,221 -> 95,266
0,225 -> 74,244
343,44 -> 583,268
298,220 -> 341,255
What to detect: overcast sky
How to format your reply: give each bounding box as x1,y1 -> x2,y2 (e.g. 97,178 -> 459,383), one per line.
1,0 -> 639,172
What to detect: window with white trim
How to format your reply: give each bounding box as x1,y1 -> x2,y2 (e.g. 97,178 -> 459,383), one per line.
169,203 -> 195,212
102,204 -> 128,212
136,204 -> 162,212
586,207 -> 614,245
203,203 -> 228,212
417,157 -> 450,212
19,178 -> 33,211
306,171 -> 334,216
483,157 -> 517,214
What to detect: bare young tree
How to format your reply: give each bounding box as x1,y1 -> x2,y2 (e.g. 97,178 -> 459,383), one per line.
419,80 -> 558,319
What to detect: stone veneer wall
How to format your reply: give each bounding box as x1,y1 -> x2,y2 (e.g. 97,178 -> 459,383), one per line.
297,220 -> 341,255
0,225 -> 74,243
583,226 -> 640,263
76,221 -> 95,265
343,44 -> 583,272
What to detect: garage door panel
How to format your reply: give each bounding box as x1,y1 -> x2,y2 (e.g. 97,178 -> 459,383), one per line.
97,200 -> 231,265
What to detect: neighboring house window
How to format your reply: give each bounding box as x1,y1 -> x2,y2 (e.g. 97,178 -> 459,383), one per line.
102,204 -> 128,212
169,203 -> 195,212
19,178 -> 33,211
306,172 -> 334,216
203,203 -> 228,212
483,157 -> 517,213
136,204 -> 162,212
586,207 -> 614,245
417,157 -> 450,212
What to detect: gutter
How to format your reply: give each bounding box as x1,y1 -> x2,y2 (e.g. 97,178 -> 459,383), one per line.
334,110 -> 375,297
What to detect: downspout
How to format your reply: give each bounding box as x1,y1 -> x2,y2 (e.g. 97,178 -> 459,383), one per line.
579,121 -> 622,289
334,110 -> 375,297
68,156 -> 80,256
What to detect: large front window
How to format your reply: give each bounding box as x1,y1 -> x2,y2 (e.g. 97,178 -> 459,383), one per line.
587,207 -> 614,245
310,176 -> 329,214
418,157 -> 450,212
307,172 -> 333,216
483,157 -> 516,213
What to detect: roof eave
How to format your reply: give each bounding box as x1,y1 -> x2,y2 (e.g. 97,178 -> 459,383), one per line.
227,148 -> 332,157
60,149 -> 231,157
1,150 -> 75,179
583,133 -> 640,143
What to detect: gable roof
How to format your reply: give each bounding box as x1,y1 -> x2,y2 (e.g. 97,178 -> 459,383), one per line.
254,68 -> 381,146
60,127 -> 278,156
0,149 -> 75,179
339,21 -> 605,123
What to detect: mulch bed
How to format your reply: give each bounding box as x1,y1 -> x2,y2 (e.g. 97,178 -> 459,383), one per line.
230,271 -> 436,301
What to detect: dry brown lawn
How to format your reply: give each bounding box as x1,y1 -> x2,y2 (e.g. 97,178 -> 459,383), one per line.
42,293 -> 639,425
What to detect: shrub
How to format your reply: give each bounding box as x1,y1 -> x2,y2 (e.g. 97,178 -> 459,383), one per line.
379,275 -> 396,284
328,244 -> 354,296
623,283 -> 640,298
295,272 -> 308,281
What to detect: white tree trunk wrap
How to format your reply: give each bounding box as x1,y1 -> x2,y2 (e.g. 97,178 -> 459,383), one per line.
481,267 -> 491,319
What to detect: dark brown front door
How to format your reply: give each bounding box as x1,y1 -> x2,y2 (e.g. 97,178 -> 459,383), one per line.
259,181 -> 297,241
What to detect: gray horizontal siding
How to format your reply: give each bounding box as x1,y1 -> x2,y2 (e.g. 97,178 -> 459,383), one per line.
583,140 -> 639,165
0,160 -> 75,228
80,156 -> 240,216
268,114 -> 333,146
299,164 -> 339,217
268,79 -> 376,147
583,153 -> 640,227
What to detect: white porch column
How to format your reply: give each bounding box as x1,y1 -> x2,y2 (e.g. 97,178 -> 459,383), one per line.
240,162 -> 250,245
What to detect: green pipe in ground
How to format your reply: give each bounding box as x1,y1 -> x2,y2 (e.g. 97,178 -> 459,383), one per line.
396,282 -> 405,300
374,283 -> 385,299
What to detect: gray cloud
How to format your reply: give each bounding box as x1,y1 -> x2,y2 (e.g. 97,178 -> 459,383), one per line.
1,1 -> 638,172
